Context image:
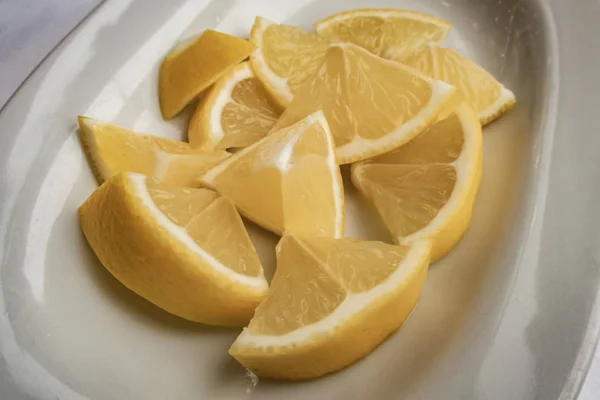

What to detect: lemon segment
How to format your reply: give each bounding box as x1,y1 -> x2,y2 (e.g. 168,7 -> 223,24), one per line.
403,44 -> 516,125
250,17 -> 330,108
159,30 -> 255,119
352,103 -> 483,262
78,117 -> 229,187
229,234 -> 431,380
79,172 -> 268,326
272,43 -> 456,164
200,111 -> 344,238
188,62 -> 281,150
315,8 -> 452,62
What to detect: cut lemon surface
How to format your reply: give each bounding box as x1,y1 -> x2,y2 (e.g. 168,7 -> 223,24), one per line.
272,42 -> 456,164
250,17 -> 330,108
403,44 -> 516,125
159,30 -> 255,119
79,172 -> 268,326
352,103 -> 482,262
229,234 -> 431,380
315,8 -> 451,62
78,116 -> 229,187
200,111 -> 344,238
188,61 -> 281,150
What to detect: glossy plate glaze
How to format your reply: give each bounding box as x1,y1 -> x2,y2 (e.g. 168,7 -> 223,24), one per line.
1,0 -> 600,399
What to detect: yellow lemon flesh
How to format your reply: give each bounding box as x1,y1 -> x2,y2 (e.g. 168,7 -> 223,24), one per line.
159,30 -> 255,119
272,43 -> 456,164
200,111 -> 344,238
315,8 -> 451,62
78,116 -> 229,187
352,103 -> 483,262
250,17 -> 330,108
188,62 -> 281,150
229,234 -> 431,380
79,172 -> 268,326
403,44 -> 516,125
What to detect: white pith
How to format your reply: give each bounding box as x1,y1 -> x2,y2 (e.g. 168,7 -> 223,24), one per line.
250,18 -> 294,106
207,63 -> 255,147
478,86 -> 516,122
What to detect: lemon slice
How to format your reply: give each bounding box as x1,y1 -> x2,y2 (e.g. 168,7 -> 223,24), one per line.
78,116 -> 229,187
159,30 -> 255,119
229,234 -> 431,380
79,172 -> 268,326
403,44 -> 516,125
188,61 -> 281,150
315,8 -> 452,62
200,111 -> 344,238
272,42 -> 456,164
250,17 -> 330,108
352,103 -> 482,262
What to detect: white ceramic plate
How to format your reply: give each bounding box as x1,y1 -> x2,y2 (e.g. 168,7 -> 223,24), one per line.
2,0 -> 600,399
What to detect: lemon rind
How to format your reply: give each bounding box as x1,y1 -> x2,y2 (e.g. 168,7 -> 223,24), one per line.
207,62 -> 255,148
478,86 -> 516,125
314,8 -> 452,35
250,17 -> 295,108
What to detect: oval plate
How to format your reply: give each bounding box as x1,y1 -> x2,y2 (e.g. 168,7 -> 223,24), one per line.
1,0 -> 600,399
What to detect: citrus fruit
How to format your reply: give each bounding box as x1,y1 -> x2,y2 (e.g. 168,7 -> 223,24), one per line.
250,17 -> 330,108
200,110 -> 344,238
403,44 -> 516,125
229,234 -> 432,380
352,103 -> 483,262
78,116 -> 229,187
159,30 -> 255,119
188,61 -> 281,150
79,172 -> 268,326
271,42 -> 456,164
315,8 -> 452,62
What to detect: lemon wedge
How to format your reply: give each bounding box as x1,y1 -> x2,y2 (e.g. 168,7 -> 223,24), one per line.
403,44 -> 516,125
78,116 -> 229,187
79,172 -> 268,326
315,8 -> 452,62
272,42 -> 456,164
159,30 -> 255,119
250,17 -> 330,108
200,111 -> 344,238
352,103 -> 482,262
229,234 -> 431,380
188,61 -> 281,150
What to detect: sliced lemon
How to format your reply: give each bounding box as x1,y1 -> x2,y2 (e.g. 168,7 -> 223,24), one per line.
78,116 -> 229,187
315,8 -> 452,62
403,44 -> 516,125
159,30 -> 255,120
352,103 -> 482,262
250,17 -> 330,108
188,61 -> 281,150
200,111 -> 344,238
272,43 -> 456,164
229,234 -> 431,380
79,172 -> 268,326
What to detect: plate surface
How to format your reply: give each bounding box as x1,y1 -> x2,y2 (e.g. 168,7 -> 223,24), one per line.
1,0 -> 600,399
